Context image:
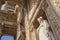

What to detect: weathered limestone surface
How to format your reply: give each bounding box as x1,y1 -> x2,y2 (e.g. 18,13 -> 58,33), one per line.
0,0 -> 60,40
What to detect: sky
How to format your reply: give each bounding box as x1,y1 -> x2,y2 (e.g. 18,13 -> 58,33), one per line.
1,36 -> 14,40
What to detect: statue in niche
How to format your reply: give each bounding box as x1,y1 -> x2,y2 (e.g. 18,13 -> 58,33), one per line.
37,16 -> 55,40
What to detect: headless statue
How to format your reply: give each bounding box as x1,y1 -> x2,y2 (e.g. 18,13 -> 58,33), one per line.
1,1 -> 8,11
